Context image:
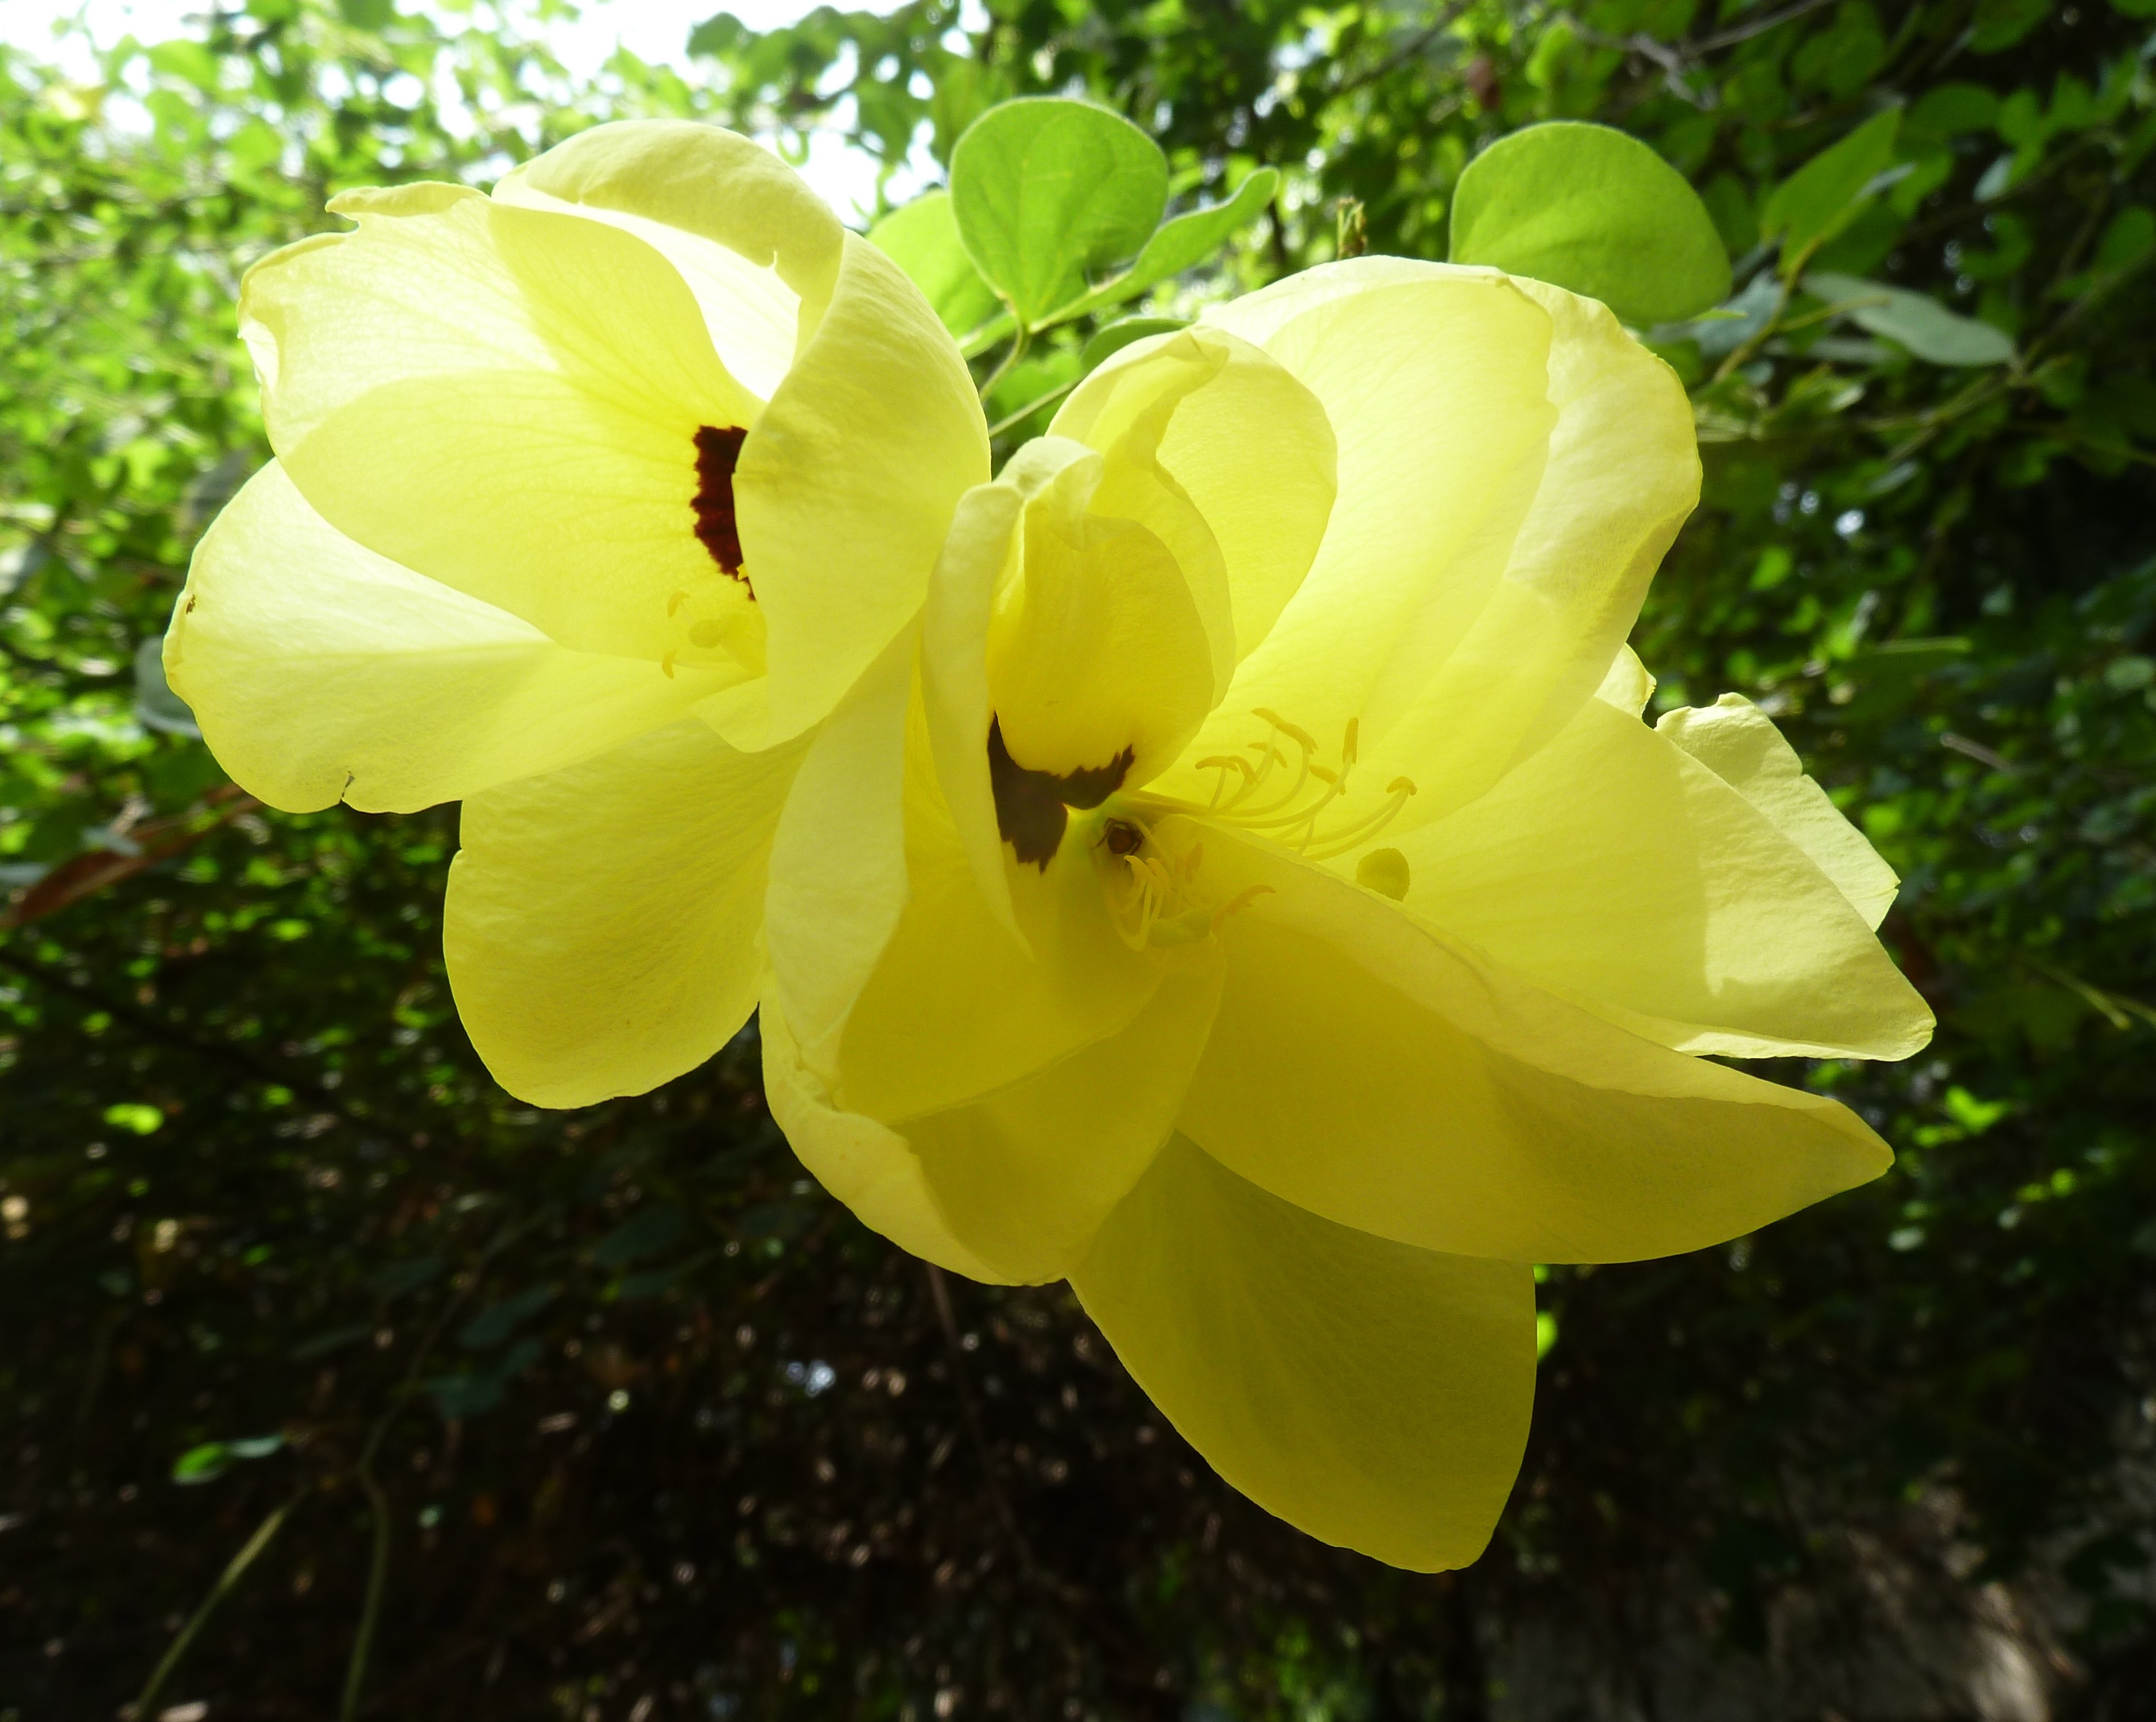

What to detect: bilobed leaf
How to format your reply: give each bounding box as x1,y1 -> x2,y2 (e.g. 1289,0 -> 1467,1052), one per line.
949,97 -> 1168,325
1807,272 -> 2015,365
1761,108 -> 1902,267
1448,122 -> 1731,326
867,191 -> 1005,342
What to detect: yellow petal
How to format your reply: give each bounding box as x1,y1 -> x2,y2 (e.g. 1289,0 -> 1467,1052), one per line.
761,625 -> 917,1081
501,122 -> 989,744
1594,643 -> 1655,716
1171,819 -> 1895,1264
1183,262 -> 1698,832
1392,691 -> 1932,1060
736,229 -> 991,746
761,994 -> 1017,1285
919,441 -> 1094,944
987,445 -> 1216,788
1165,261 -> 1554,814
444,719 -> 808,1107
1053,324 -> 1336,669
497,119 -> 837,400
168,464 -> 736,813
245,184 -> 763,665
902,950 -> 1223,1284
1071,1135 -> 1535,1572
839,790 -> 1165,1125
1657,695 -> 1901,929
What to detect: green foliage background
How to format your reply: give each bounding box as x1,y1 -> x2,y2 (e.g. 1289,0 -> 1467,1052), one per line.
3,0 -> 2153,1717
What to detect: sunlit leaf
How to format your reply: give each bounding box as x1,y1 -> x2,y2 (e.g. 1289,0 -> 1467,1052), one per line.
949,97 -> 1168,326
867,190 -> 1004,342
1448,122 -> 1731,325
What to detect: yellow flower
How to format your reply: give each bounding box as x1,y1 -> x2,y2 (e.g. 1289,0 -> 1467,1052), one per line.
165,121 -> 987,1104
763,258 -> 1934,1572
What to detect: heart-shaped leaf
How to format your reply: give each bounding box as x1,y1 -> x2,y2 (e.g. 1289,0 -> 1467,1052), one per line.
1449,122 -> 1731,326
949,97 -> 1169,327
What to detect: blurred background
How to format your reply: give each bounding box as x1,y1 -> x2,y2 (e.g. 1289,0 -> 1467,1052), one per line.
2,1 -> 2153,1718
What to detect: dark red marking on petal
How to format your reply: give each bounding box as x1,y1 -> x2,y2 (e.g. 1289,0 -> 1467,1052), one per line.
692,424 -> 751,595
988,716 -> 1134,870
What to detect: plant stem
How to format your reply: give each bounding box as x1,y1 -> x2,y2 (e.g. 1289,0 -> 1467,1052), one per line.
985,373 -> 1082,438
130,1490 -> 304,1720
975,316 -> 1031,403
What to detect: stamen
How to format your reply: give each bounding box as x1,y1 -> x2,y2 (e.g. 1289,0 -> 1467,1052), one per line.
1303,777 -> 1418,860
1183,711 -> 1415,859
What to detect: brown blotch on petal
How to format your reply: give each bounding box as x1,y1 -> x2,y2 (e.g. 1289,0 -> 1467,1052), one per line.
988,716 -> 1133,870
692,424 -> 752,596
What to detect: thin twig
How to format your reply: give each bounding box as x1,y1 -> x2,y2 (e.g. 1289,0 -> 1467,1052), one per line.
130,1489 -> 305,1720
975,316 -> 1032,402
922,1263 -> 1083,1603
986,373 -> 1082,438
339,1216 -> 519,1720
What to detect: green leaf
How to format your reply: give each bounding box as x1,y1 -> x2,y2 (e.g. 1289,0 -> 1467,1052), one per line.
1905,83 -> 1999,143
1970,0 -> 2053,51
103,1101 -> 164,1135
1448,122 -> 1731,326
1109,168 -> 1278,304
1080,317 -> 1190,374
1761,107 -> 1902,267
590,1204 -> 692,1269
172,1433 -> 282,1485
457,1283 -> 557,1349
1806,272 -> 2015,366
866,191 -> 1005,342
134,636 -> 199,738
949,97 -> 1168,327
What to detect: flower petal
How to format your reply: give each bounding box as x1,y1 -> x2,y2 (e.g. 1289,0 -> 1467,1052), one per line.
1169,261 -> 1556,814
920,440 -> 1096,946
1071,1134 -> 1535,1572
1051,324 -> 1337,676
444,718 -> 809,1107
1391,691 -> 1931,1060
503,122 -> 991,744
167,463 -> 736,813
987,444 -> 1216,788
762,995 -> 1018,1285
1171,820 -> 1895,1265
497,120 -> 830,400
839,801 -> 1166,1126
245,183 -> 763,666
901,951 -> 1223,1284
761,625 -> 917,1080
1657,695 -> 1900,929
1187,262 -> 1698,829
735,229 -> 991,745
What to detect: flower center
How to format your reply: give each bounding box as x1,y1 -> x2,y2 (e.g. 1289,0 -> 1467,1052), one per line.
1098,820 -> 1273,952
988,716 -> 1132,869
691,424 -> 751,594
